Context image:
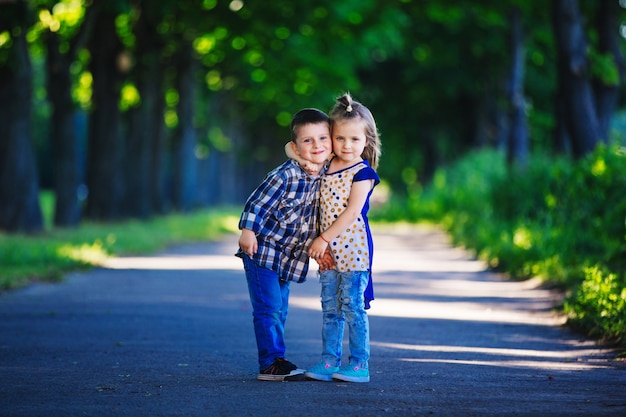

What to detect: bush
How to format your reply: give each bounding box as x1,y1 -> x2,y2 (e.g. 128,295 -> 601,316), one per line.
567,267 -> 626,344
376,145 -> 626,345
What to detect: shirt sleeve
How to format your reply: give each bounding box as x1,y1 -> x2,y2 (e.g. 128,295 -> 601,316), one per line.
239,171 -> 286,233
354,165 -> 380,186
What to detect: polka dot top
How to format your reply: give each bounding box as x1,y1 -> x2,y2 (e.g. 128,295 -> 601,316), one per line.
320,160 -> 380,273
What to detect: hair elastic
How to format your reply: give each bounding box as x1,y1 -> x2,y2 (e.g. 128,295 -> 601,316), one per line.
346,105 -> 353,112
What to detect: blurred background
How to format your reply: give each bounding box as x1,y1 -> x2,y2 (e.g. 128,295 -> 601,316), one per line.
1,0 -> 625,232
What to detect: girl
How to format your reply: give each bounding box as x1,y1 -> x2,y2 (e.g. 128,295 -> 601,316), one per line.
305,93 -> 381,383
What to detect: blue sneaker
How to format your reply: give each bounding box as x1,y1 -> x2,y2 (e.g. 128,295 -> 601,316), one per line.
305,362 -> 340,381
332,365 -> 370,383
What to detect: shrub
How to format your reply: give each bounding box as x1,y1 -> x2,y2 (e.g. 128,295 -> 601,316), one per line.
566,267 -> 626,344
375,145 -> 626,345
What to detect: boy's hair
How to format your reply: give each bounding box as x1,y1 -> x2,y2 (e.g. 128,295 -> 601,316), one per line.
329,93 -> 381,170
290,108 -> 329,141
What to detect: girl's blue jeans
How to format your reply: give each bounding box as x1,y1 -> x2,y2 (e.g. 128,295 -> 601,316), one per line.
319,269 -> 370,368
241,254 -> 291,371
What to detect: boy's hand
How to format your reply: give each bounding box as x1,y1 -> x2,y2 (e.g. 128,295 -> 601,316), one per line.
238,229 -> 258,257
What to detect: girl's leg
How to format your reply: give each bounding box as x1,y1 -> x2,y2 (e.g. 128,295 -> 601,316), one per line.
242,254 -> 290,370
339,270 -> 370,368
319,269 -> 343,366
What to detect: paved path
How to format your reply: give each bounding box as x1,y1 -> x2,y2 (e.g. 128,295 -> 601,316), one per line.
1,225 -> 623,416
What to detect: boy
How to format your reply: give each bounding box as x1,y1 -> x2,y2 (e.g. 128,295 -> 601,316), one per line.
236,108 -> 332,381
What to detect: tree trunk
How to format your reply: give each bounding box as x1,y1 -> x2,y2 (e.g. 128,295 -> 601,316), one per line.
0,2 -> 43,233
46,33 -> 81,227
171,41 -> 198,211
506,6 -> 529,168
593,0 -> 623,141
208,92 -> 252,204
150,81 -> 168,214
85,8 -> 125,220
44,1 -> 97,227
551,0 -> 602,157
125,1 -> 165,218
552,83 -> 572,154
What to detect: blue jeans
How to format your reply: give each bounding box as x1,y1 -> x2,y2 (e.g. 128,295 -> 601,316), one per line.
319,269 -> 370,368
241,254 -> 291,371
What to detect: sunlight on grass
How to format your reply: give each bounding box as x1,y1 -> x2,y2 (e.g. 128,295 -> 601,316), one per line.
0,207 -> 240,289
56,242 -> 109,265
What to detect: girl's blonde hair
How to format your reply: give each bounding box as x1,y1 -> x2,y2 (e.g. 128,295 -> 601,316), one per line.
329,93 -> 381,170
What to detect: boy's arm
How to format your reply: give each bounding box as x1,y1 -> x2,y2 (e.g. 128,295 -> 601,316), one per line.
284,141 -> 324,176
238,169 -> 287,256
239,170 -> 286,233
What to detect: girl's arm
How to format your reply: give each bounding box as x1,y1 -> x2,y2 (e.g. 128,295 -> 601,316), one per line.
308,179 -> 374,259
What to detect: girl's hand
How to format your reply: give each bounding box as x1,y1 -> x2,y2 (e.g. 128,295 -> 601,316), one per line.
308,236 -> 329,259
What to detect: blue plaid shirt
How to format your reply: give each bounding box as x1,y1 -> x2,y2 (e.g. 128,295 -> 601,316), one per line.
236,160 -> 322,283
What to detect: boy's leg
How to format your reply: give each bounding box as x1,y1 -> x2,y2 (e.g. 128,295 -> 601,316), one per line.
241,254 -> 290,370
339,271 -> 370,368
319,269 -> 343,366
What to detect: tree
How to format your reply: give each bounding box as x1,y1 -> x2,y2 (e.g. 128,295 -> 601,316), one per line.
171,38 -> 198,211
84,1 -> 126,220
506,5 -> 529,168
2,0 -> 625,234
0,0 -> 44,233
125,0 -> 168,218
552,0 -> 603,157
41,0 -> 95,226
592,0 -> 624,141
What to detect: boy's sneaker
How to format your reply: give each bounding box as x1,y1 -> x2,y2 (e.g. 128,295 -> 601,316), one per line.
332,365 -> 370,383
305,362 -> 340,382
257,358 -> 304,381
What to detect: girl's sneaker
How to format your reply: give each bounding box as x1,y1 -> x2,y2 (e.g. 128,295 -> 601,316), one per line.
305,362 -> 340,381
332,365 -> 370,383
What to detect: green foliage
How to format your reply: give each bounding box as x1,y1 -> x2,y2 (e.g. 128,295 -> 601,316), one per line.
566,266 -> 626,343
376,145 -> 626,345
39,190 -> 55,230
0,207 -> 240,290
588,49 -> 620,86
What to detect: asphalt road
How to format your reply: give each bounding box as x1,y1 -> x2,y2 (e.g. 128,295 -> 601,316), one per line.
1,225 -> 624,416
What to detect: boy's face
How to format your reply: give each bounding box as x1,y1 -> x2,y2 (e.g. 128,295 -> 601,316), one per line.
292,122 -> 332,165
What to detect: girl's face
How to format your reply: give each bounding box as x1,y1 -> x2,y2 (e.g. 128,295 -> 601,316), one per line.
331,119 -> 367,164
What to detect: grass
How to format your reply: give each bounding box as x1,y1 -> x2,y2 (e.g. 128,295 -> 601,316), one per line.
0,206 -> 241,290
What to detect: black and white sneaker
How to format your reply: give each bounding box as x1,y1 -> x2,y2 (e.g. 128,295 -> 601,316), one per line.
257,358 -> 304,381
